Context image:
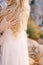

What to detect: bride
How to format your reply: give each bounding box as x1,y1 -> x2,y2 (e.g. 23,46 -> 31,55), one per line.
0,0 -> 30,65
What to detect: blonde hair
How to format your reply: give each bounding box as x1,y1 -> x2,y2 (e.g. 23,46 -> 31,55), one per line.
0,0 -> 30,37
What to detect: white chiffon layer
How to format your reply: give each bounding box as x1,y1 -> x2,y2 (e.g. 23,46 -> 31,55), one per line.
1,29 -> 29,65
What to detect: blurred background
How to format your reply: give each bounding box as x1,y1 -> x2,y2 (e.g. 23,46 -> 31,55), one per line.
27,0 -> 43,65
27,0 -> 43,41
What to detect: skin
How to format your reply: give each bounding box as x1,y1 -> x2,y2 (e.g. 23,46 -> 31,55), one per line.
0,18 -> 10,32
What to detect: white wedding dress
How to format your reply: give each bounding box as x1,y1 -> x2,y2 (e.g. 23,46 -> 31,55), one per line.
1,29 -> 29,65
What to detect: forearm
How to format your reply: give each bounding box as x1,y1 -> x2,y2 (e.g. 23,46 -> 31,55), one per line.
0,18 -> 8,46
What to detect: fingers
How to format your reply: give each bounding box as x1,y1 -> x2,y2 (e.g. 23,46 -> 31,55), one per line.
7,15 -> 17,28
